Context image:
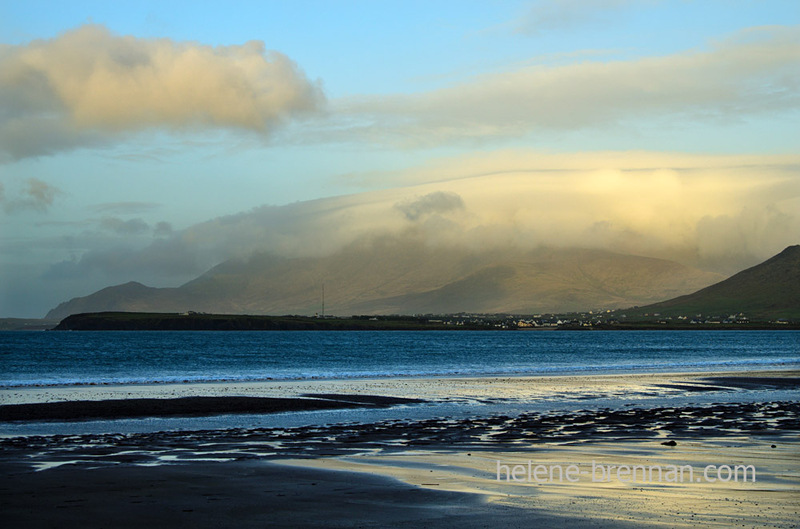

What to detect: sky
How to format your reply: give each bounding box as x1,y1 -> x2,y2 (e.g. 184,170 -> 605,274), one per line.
1,0 -> 799,317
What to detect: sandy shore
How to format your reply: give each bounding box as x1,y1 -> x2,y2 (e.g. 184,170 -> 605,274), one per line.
1,371 -> 798,528
285,438 -> 799,528
3,458 -> 622,529
1,369 -> 794,402
3,440 -> 796,528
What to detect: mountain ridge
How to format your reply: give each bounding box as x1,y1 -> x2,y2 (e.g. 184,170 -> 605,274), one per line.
46,240 -> 722,319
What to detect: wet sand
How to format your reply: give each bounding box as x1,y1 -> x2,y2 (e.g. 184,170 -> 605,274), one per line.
4,370 -> 798,405
0,460 -> 525,529
1,371 -> 798,528
286,438 -> 799,528
0,394 -> 424,421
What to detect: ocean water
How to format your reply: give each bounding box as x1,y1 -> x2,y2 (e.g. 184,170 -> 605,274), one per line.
1,330 -> 798,388
2,330 -> 799,437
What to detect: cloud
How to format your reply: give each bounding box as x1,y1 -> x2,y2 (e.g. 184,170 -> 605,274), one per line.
20,150 -> 798,317
0,24 -> 324,160
1,177 -> 62,213
395,191 -> 465,221
53,151 -> 796,283
308,26 -> 800,147
695,205 -> 800,268
42,236 -> 204,282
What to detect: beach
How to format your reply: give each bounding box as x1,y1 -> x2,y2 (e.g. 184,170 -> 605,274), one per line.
1,370 -> 799,528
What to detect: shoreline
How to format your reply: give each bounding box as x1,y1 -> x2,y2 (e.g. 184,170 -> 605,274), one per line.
2,370 -> 798,460
5,360 -> 800,388
4,367 -> 799,403
2,369 -> 798,528
45,312 -> 800,331
4,399 -> 796,463
2,398 -> 798,528
3,369 -> 798,437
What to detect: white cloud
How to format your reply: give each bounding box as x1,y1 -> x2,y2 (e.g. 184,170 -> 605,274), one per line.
0,24 -> 324,160
304,25 -> 799,148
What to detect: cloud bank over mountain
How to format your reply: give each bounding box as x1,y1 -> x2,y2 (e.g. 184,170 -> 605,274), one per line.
44,151 -> 800,290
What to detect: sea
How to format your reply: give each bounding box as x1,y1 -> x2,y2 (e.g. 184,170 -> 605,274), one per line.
1,330 -> 798,436
1,330 -> 799,388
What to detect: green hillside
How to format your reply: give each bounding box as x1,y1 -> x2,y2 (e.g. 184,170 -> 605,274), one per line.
627,245 -> 800,320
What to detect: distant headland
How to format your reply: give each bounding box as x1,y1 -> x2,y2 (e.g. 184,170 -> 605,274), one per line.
50,311 -> 799,331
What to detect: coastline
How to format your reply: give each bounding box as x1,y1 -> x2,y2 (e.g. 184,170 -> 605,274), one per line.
46,312 -> 800,331
2,370 -> 798,527
5,368 -> 799,404
3,369 -> 799,436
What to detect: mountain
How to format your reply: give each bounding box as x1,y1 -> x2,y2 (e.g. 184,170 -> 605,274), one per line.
46,239 -> 723,320
627,245 -> 800,320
